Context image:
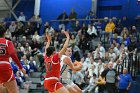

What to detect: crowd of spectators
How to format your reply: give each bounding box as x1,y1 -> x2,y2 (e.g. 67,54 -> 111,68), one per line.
0,9 -> 140,93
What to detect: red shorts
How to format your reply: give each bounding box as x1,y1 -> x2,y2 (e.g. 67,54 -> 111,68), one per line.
0,64 -> 15,84
44,79 -> 63,92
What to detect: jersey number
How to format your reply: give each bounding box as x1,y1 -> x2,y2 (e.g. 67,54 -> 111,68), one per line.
46,62 -> 52,71
0,48 -> 6,55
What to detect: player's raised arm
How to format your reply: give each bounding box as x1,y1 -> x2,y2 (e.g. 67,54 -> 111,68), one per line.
59,31 -> 70,58
8,41 -> 26,75
45,33 -> 51,54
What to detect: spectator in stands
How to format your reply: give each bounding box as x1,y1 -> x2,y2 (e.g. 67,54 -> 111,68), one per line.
73,21 -> 81,33
128,35 -> 137,53
32,31 -> 40,42
11,61 -> 19,74
82,73 -> 97,93
54,30 -> 64,44
104,52 -> 109,63
79,35 -> 90,53
120,43 -> 127,52
110,44 -> 120,57
81,23 -> 88,35
21,55 -> 30,74
57,10 -> 68,30
88,57 -> 97,76
101,61 -> 117,93
72,71 -> 84,89
96,59 -> 104,77
31,38 -> 42,49
95,20 -> 103,35
105,19 -> 115,33
18,12 -> 26,22
75,31 -> 82,46
69,34 -> 76,46
111,33 -> 121,44
43,22 -> 54,35
24,42 -> 32,53
130,26 -> 140,41
29,14 -> 36,22
121,27 -> 129,38
72,44 -> 81,61
82,53 -> 91,71
23,60 -> 30,75
9,22 -> 17,37
119,52 -> 129,68
116,59 -> 123,75
17,42 -> 25,53
86,11 -> 96,24
69,8 -> 77,29
97,43 -> 105,57
16,21 -> 24,35
105,19 -> 115,40
115,19 -> 123,35
69,8 -> 77,20
94,48 -> 103,60
87,24 -> 97,39
96,63 -> 108,93
53,37 -> 59,50
36,15 -> 42,35
21,36 -> 28,45
86,11 -> 95,19
29,56 -> 37,72
108,48 -> 117,61
17,47 -> 24,60
118,68 -> 132,93
5,28 -> 12,39
15,71 -> 24,87
24,22 -> 34,36
122,34 -> 131,47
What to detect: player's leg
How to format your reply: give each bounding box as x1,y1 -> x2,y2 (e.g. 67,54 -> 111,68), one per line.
0,84 -> 3,93
66,85 -> 77,93
72,84 -> 82,93
55,86 -> 69,93
3,80 -> 19,93
54,82 -> 69,93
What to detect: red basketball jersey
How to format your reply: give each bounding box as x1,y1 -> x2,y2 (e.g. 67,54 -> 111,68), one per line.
0,38 -> 22,69
44,53 -> 60,78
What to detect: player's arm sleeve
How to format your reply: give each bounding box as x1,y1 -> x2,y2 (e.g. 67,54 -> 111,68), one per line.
8,41 -> 23,69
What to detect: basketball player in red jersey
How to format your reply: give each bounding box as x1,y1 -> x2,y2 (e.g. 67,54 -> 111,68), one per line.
44,31 -> 70,93
0,26 -> 26,93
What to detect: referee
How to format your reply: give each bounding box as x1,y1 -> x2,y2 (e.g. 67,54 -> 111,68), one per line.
101,61 -> 117,93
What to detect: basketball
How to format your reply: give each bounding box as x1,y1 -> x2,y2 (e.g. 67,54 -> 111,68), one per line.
74,61 -> 82,66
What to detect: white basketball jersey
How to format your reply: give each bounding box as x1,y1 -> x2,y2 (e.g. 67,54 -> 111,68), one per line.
60,55 -> 71,79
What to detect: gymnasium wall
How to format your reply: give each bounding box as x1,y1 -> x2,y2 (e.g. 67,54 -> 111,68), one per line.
40,0 -> 92,23
11,0 -> 140,22
13,0 -> 35,20
97,0 -> 140,19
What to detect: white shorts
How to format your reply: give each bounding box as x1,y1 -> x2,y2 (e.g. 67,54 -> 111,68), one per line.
61,78 -> 75,87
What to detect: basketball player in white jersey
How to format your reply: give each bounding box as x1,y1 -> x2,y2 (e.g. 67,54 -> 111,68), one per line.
60,47 -> 82,93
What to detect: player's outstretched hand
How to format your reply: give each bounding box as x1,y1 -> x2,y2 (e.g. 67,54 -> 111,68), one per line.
20,68 -> 26,74
20,68 -> 28,77
62,30 -> 70,38
46,32 -> 51,41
